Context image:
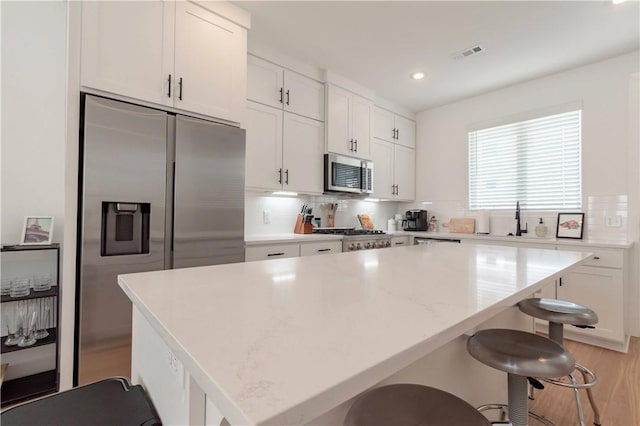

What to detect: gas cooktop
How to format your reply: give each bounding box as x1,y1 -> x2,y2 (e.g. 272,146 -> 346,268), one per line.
312,228 -> 386,236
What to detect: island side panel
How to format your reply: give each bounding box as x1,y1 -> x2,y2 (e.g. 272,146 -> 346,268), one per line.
131,306 -> 206,425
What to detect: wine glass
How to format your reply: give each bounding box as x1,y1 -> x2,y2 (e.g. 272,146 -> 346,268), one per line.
18,304 -> 38,347
35,301 -> 50,339
3,304 -> 22,346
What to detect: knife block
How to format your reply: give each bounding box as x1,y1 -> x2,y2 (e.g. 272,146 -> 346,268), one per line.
294,214 -> 313,234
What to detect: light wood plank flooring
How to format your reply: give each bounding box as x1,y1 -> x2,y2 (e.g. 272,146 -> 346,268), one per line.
78,342 -> 131,386
529,336 -> 639,426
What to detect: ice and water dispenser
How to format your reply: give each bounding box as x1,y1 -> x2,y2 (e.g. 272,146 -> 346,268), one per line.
101,202 -> 150,256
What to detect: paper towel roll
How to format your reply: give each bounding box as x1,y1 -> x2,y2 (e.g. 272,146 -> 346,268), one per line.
476,211 -> 490,234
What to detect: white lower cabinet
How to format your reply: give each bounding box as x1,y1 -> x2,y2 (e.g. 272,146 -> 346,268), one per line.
246,240 -> 342,262
558,266 -> 625,343
391,236 -> 410,247
299,241 -> 342,256
245,244 -> 300,262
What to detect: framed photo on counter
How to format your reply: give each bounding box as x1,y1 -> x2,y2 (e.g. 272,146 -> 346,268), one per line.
556,213 -> 584,239
20,216 -> 54,245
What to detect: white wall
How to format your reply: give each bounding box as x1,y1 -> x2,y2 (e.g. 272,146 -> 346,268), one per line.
1,1 -> 67,244
414,51 -> 640,334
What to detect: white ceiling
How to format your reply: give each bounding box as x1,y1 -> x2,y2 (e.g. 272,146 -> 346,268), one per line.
234,1 -> 640,112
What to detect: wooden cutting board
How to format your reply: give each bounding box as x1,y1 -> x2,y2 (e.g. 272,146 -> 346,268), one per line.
448,218 -> 476,234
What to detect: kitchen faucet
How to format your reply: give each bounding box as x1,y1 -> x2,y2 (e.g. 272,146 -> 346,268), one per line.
515,201 -> 527,236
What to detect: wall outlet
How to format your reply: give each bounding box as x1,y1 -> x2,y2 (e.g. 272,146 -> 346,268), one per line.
605,215 -> 622,227
263,210 -> 271,224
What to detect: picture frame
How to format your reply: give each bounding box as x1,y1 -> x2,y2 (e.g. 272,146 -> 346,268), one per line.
20,216 -> 54,245
556,213 -> 584,239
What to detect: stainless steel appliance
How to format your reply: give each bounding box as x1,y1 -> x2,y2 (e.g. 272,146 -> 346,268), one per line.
312,228 -> 391,251
76,95 -> 245,384
402,209 -> 429,231
324,154 -> 373,195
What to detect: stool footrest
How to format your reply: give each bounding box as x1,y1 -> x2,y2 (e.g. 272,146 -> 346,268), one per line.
542,363 -> 598,389
477,403 -> 555,426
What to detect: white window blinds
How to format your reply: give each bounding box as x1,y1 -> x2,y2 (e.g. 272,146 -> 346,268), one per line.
468,110 -> 582,210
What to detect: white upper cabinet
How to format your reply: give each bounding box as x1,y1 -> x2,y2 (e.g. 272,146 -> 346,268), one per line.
393,144 -> 415,201
174,1 -> 246,122
81,0 -> 247,123
370,138 -> 415,201
282,113 -> 325,194
245,101 -> 283,192
326,84 -> 373,159
247,55 -> 324,121
245,101 -> 324,194
373,106 -> 415,148
81,1 -> 175,108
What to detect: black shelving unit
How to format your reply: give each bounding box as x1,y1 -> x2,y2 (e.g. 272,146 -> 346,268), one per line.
1,243 -> 60,407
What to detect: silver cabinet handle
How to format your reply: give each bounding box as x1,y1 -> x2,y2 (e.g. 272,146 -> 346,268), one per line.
317,248 -> 331,252
279,87 -> 284,103
278,168 -> 283,184
593,256 -> 600,260
285,169 -> 289,185
349,139 -> 354,151
168,74 -> 172,98
267,252 -> 285,257
178,77 -> 183,100
286,89 -> 290,105
354,139 -> 358,152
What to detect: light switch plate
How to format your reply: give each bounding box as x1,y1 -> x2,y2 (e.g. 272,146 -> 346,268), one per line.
605,215 -> 622,227
263,210 -> 271,224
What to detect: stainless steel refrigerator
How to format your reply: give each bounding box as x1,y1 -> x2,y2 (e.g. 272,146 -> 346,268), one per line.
76,95 -> 245,385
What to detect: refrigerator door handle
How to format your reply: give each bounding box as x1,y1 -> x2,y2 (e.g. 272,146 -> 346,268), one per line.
115,203 -> 139,213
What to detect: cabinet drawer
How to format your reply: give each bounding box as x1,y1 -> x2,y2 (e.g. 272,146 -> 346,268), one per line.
558,246 -> 623,269
245,244 -> 299,261
300,241 -> 342,256
391,236 -> 410,247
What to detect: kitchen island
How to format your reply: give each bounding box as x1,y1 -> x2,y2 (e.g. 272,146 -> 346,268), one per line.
119,243 -> 592,425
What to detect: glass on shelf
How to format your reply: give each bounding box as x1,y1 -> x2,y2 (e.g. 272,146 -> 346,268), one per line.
33,274 -> 52,292
3,303 -> 22,346
1,277 -> 12,296
18,308 -> 38,347
10,277 -> 30,298
35,301 -> 51,340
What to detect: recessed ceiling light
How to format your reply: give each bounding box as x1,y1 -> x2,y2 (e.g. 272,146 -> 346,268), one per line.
411,72 -> 425,80
612,0 -> 627,4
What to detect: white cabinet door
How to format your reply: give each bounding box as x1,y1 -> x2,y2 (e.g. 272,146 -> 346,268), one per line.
245,101 -> 283,191
395,115 -> 416,149
283,113 -> 325,194
247,55 -> 283,109
299,241 -> 342,256
373,107 -> 395,143
351,94 -> 372,159
391,236 -> 410,247
326,85 -> 352,157
558,266 -> 625,343
394,144 -> 415,201
284,71 -> 325,121
245,244 -> 299,261
81,0 -> 174,107
174,1 -> 246,123
370,138 -> 394,199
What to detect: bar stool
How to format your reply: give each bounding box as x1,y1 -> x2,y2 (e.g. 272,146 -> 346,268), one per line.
0,377 -> 160,426
518,298 -> 601,426
467,329 -> 575,426
344,383 -> 491,426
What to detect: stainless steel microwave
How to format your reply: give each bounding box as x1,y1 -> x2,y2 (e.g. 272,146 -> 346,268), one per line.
324,154 -> 373,195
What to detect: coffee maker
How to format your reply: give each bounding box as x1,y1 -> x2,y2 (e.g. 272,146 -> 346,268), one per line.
402,209 -> 428,231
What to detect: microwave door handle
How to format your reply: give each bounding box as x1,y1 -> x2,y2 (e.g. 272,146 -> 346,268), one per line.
361,161 -> 367,192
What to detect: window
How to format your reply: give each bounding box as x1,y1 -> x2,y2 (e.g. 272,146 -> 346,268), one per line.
468,109 -> 582,210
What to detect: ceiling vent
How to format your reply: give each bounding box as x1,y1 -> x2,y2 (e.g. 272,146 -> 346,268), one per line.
453,45 -> 484,61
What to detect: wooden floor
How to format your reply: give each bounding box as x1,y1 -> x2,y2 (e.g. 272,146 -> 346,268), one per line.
529,336 -> 639,426
78,342 -> 131,386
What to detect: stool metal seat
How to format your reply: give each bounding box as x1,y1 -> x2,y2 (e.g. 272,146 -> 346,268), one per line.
468,329 -> 575,426
518,298 -> 601,426
344,384 -> 491,426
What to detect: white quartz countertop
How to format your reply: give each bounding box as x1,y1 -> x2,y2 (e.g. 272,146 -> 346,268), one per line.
119,244 -> 592,425
245,233 -> 344,245
390,230 -> 632,248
